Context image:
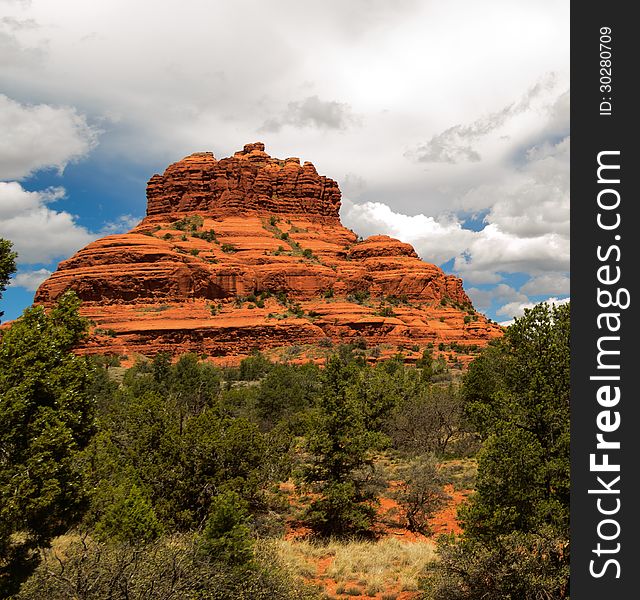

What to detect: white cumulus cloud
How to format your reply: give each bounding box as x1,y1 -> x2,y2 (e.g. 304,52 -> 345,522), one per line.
100,214 -> 142,235
0,181 -> 96,263
520,273 -> 570,296
10,267 -> 51,291
0,94 -> 99,180
342,199 -> 475,265
454,224 -> 569,283
466,283 -> 528,313
261,96 -> 359,132
497,295 -> 570,326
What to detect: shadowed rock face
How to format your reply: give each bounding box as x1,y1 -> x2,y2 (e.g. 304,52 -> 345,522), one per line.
35,143 -> 502,363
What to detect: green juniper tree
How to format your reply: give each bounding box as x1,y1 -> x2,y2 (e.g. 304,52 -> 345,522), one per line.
461,302 -> 570,539
0,239 -> 17,323
421,302 -> 570,600
0,291 -> 96,596
200,491 -> 255,567
95,483 -> 164,544
302,356 -> 386,537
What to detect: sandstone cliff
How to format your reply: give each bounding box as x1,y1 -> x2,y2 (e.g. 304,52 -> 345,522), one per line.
35,143 -> 502,364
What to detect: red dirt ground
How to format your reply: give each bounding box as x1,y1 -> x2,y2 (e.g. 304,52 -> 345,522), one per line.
281,480 -> 470,599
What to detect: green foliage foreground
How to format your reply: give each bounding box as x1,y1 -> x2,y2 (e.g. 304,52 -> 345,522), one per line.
0,239 -> 17,323
421,302 -> 570,600
0,293 -> 96,596
421,528 -> 569,600
15,534 -> 318,600
0,287 -> 570,599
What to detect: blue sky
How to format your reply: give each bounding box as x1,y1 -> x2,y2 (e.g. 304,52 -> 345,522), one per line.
0,0 -> 569,324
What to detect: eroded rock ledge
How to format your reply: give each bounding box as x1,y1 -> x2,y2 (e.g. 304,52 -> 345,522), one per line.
35,143 -> 502,363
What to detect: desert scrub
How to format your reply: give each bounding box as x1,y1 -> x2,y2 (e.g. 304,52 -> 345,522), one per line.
137,304 -> 170,313
375,306 -> 396,318
392,454 -> 450,534
440,458 -> 478,491
94,328 -> 117,337
171,215 -> 204,232
193,229 -> 217,242
346,290 -> 370,305
16,533 -> 321,600
270,538 -> 436,598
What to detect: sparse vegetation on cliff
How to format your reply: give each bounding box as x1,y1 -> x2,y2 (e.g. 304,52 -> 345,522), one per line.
30,147 -> 504,366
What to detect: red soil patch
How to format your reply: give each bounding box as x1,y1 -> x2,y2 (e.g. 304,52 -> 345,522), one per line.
375,493 -> 428,542
280,479 -> 470,599
282,480 -> 468,541
375,481 -> 468,540
429,484 -> 468,536
306,558 -> 421,600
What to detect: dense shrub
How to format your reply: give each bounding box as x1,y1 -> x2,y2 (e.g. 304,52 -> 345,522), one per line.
200,491 -> 254,566
15,534 -> 320,600
421,303 -> 570,598
239,351 -> 273,381
0,292 -> 96,595
421,529 -> 569,600
95,484 -> 163,544
254,363 -> 321,431
392,454 -> 449,534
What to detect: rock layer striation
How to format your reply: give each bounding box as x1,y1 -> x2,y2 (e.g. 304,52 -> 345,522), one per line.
35,143 -> 502,363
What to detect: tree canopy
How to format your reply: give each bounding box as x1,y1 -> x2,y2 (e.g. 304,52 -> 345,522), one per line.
0,292 -> 96,595
461,302 -> 570,539
422,302 -> 570,600
0,239 -> 17,323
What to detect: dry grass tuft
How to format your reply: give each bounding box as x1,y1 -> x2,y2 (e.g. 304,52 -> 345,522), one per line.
268,536 -> 436,596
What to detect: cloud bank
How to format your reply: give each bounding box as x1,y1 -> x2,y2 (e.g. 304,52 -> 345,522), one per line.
0,181 -> 96,264
0,94 -> 99,180
0,0 -> 569,320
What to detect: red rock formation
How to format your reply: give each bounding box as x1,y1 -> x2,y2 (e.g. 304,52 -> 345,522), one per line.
145,143 -> 341,220
35,143 -> 502,364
